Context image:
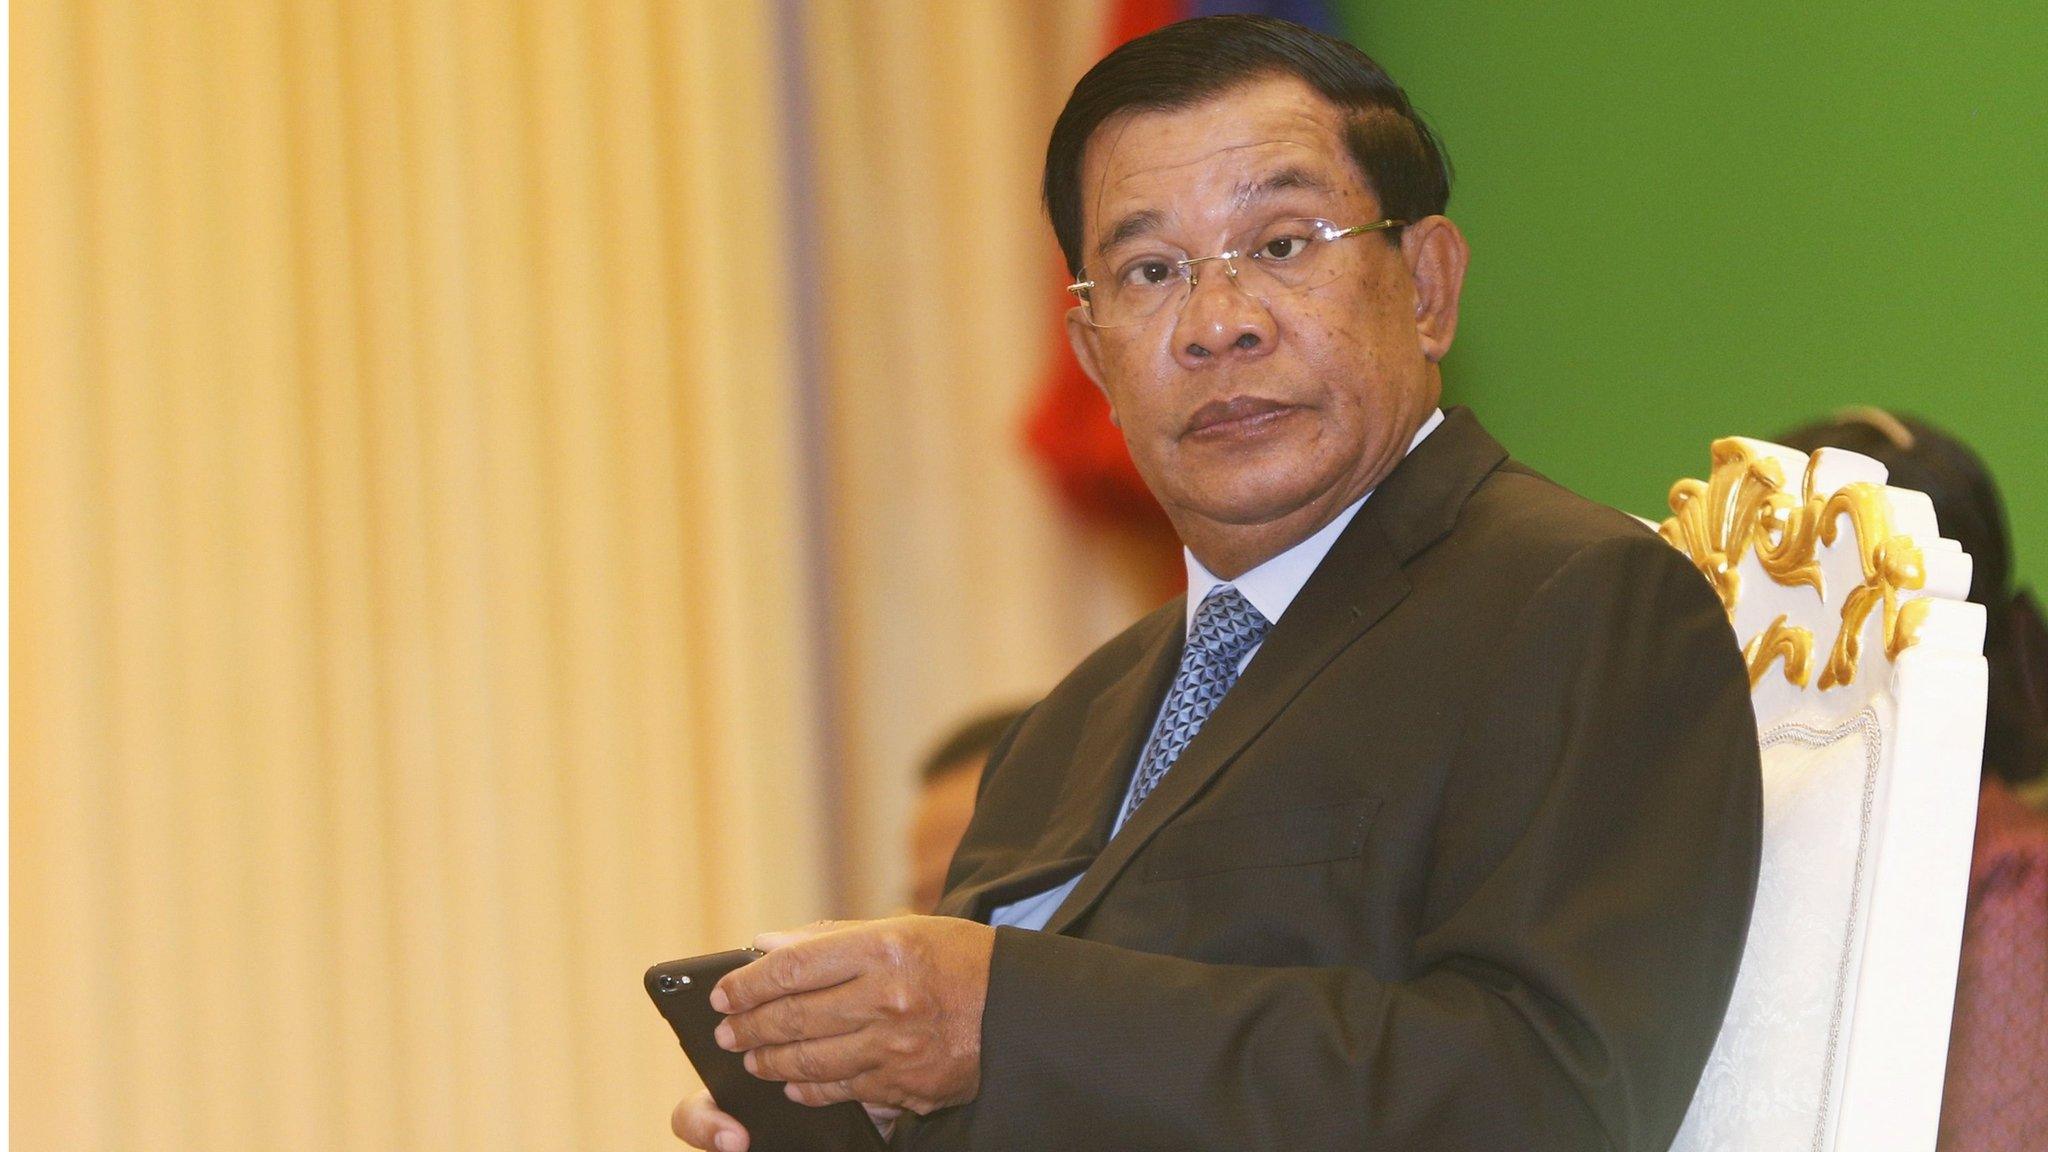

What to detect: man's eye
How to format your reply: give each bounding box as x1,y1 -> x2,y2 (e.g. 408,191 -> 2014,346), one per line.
1258,235 -> 1311,261
1119,261 -> 1178,288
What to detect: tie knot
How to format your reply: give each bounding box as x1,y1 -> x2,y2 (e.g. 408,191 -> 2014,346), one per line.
1188,586 -> 1270,664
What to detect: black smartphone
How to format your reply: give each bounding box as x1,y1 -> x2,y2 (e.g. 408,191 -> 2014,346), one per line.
645,950 -> 891,1152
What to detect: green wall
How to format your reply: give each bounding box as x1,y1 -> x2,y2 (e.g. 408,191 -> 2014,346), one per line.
1341,1 -> 2046,588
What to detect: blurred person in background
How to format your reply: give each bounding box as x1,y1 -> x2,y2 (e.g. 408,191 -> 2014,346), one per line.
908,709 -> 1030,915
1777,409 -> 2048,1152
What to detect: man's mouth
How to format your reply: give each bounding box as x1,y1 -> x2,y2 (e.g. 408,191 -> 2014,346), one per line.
1184,395 -> 1298,438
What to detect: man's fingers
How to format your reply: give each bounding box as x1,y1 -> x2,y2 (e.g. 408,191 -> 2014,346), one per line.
752,919 -> 858,953
721,979 -> 874,1050
787,1072 -> 932,1116
744,1027 -> 884,1087
785,1077 -> 864,1109
671,1089 -> 749,1152
714,928 -> 869,1013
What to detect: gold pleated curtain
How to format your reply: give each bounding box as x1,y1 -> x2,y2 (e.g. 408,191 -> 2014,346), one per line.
12,3 -> 827,1150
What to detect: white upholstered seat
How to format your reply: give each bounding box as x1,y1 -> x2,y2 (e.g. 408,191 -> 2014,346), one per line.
1655,438 -> 1987,1152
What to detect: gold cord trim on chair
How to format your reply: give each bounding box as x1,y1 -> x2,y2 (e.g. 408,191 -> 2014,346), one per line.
1659,439 -> 1927,690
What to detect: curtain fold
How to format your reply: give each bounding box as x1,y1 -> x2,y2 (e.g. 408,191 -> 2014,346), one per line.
12,3 -> 824,1150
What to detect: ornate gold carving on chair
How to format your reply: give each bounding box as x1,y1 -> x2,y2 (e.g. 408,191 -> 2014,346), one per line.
1743,614 -> 1815,690
1659,438 -> 1927,690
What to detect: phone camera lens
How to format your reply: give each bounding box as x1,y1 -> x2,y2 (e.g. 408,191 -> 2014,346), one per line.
656,974 -> 691,994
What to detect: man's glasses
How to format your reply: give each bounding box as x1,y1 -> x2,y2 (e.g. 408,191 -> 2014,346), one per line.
1067,217 -> 1405,329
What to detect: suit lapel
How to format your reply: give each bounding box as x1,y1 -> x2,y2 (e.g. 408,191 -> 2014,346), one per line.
1040,613 -> 1185,857
941,605 -> 1184,923
1043,516 -> 1411,935
1040,407 -> 1510,937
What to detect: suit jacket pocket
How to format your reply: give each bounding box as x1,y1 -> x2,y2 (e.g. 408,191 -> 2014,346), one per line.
1140,796 -> 1381,881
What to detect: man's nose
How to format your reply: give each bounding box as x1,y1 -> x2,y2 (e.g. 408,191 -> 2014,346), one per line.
1171,261 -> 1275,367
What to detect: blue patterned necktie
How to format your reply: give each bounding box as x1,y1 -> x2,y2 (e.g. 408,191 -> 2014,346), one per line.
1121,585 -> 1272,826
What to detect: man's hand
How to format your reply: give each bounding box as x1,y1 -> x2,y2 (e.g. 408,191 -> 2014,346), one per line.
670,1089 -> 746,1151
711,916 -> 997,1116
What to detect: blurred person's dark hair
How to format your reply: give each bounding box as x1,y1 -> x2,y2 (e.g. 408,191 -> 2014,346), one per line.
909,705 -> 1030,913
918,706 -> 1030,783
1777,408 -> 2048,785
1043,15 -> 1452,278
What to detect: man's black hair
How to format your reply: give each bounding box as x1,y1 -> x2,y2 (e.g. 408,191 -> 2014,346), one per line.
1044,14 -> 1453,277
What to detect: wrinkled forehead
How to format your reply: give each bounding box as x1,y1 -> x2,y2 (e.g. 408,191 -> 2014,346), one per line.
1077,80 -> 1369,259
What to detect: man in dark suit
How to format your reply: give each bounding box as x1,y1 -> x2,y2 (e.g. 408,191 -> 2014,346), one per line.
675,16 -> 1759,1152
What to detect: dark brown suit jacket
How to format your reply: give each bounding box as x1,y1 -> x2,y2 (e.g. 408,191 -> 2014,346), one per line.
900,408 -> 1761,1151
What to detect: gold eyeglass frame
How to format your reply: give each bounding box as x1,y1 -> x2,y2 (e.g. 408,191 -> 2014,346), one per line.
1066,217 -> 1406,328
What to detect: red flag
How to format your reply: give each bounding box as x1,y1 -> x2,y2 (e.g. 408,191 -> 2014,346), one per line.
1108,0 -> 1187,47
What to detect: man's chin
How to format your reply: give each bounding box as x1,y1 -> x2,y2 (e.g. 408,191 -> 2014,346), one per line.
1171,481 -> 1334,530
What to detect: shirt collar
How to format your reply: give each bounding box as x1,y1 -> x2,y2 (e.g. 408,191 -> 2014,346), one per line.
1183,408 -> 1444,634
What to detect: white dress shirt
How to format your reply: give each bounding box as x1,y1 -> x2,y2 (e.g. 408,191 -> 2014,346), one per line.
987,409 -> 1444,931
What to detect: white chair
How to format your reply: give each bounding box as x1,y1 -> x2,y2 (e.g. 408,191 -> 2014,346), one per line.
1654,438 -> 1987,1152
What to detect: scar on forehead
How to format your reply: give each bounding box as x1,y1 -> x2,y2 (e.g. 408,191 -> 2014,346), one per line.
1103,136 -> 1318,189
1229,166 -> 1336,209
1089,159 -> 1340,260
1085,115 -> 1333,217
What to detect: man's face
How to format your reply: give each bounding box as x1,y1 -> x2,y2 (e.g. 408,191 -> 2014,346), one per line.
1067,75 -> 1460,556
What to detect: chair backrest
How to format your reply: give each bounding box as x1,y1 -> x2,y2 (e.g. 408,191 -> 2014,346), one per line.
1656,438 -> 1987,1152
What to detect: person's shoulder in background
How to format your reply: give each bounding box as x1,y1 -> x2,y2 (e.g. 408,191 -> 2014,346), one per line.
1939,774 -> 2048,1152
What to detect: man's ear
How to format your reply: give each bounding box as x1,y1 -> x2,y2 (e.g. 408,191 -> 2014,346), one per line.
1064,305 -> 1120,426
1401,216 -> 1470,364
